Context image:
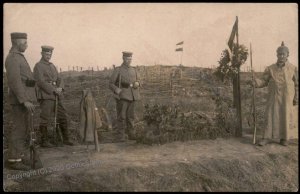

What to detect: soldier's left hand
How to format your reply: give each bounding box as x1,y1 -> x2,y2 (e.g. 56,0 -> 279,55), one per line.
24,101 -> 35,113
133,81 -> 140,89
293,99 -> 298,106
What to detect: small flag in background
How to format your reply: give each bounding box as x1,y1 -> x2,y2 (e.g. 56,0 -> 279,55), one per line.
175,48 -> 183,52
176,41 -> 184,46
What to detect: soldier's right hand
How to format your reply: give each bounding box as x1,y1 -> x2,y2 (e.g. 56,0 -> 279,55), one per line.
23,101 -> 35,112
115,88 -> 122,95
53,88 -> 63,95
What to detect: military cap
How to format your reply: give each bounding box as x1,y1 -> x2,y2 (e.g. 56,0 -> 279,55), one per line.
276,41 -> 289,54
122,51 -> 133,57
10,32 -> 27,39
41,45 -> 54,53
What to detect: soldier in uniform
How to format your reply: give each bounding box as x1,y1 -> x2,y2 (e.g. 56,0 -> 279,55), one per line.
4,32 -> 39,170
109,51 -> 141,141
33,46 -> 74,147
248,42 -> 298,146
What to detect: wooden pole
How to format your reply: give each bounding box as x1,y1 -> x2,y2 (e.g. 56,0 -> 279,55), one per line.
180,51 -> 183,66
235,16 -> 243,137
250,43 -> 257,144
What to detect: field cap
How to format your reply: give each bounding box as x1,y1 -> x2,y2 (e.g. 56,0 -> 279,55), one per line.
41,45 -> 54,53
11,32 -> 27,40
122,51 -> 133,57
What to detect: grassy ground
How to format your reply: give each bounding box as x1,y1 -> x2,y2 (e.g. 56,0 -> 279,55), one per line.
3,136 -> 298,192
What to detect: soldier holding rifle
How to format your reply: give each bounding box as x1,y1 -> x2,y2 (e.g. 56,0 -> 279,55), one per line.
33,46 -> 74,147
4,32 -> 41,170
248,42 -> 298,146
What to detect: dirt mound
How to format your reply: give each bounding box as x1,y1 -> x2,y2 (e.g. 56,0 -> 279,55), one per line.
3,137 -> 298,192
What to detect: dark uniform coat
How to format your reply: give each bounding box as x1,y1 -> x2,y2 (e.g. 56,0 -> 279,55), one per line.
33,59 -> 64,100
33,59 -> 68,129
109,64 -> 141,101
5,48 -> 37,159
5,49 -> 37,104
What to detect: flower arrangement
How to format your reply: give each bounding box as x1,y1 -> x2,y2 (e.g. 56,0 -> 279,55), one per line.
215,43 -> 248,81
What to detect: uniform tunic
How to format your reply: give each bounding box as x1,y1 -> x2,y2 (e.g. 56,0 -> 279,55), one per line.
109,64 -> 141,101
33,59 -> 68,130
5,48 -> 37,159
109,64 -> 141,136
33,60 -> 64,100
255,61 -> 298,140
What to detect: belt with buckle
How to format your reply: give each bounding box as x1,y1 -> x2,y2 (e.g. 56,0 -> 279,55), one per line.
25,79 -> 36,87
48,81 -> 57,86
121,83 -> 133,88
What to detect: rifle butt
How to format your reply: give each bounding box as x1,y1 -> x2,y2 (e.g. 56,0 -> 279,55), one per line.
253,126 -> 257,144
94,129 -> 100,152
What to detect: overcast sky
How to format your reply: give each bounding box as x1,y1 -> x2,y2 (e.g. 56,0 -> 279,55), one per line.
3,3 -> 298,72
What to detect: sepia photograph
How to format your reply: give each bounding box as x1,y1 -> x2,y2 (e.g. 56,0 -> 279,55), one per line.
3,3 -> 298,192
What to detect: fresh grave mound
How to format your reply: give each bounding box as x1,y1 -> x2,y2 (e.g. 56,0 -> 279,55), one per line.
3,137 -> 298,192
135,103 -> 236,145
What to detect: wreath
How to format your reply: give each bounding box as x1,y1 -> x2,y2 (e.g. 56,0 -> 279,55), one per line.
215,43 -> 249,81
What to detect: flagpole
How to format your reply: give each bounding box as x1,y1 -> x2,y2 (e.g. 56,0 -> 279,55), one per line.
235,16 -> 242,137
180,51 -> 183,66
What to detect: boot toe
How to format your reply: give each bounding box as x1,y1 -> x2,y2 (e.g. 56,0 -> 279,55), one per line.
280,139 -> 288,146
7,162 -> 31,171
258,139 -> 269,146
63,141 -> 74,146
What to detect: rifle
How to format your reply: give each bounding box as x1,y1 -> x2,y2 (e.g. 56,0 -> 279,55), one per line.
94,111 -> 100,152
54,95 -> 64,146
113,72 -> 121,100
29,111 -> 37,169
250,43 -> 257,144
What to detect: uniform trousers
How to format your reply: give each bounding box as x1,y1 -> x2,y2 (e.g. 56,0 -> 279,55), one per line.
116,99 -> 135,136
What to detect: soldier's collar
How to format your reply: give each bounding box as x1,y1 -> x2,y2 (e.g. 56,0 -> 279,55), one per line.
9,48 -> 24,56
121,63 -> 130,68
276,60 -> 288,68
40,59 -> 52,65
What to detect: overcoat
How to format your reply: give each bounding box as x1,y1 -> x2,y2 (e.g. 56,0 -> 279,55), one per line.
255,61 -> 298,139
5,49 -> 37,104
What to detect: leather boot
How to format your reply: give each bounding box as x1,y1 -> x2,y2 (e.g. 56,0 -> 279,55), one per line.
60,124 -> 74,146
127,129 -> 137,140
7,161 -> 31,171
280,139 -> 288,146
40,126 -> 54,148
116,120 -> 127,142
21,153 -> 43,170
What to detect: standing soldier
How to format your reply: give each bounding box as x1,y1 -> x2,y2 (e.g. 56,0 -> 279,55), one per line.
5,32 -> 39,170
109,51 -> 141,142
248,42 -> 298,146
33,46 -> 74,147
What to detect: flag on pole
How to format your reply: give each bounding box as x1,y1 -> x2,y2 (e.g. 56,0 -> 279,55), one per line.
176,41 -> 184,45
175,48 -> 183,52
228,17 -> 238,51
227,17 -> 238,62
